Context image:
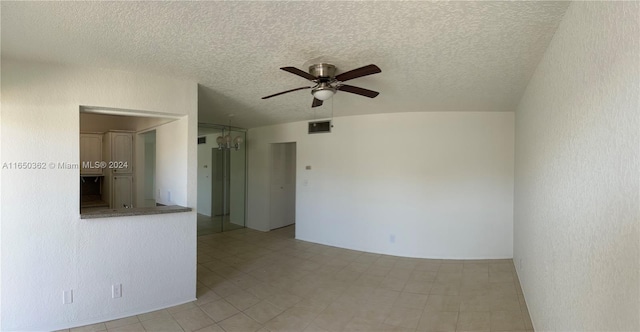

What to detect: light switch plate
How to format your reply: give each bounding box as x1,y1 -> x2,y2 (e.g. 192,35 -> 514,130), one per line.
63,290 -> 73,304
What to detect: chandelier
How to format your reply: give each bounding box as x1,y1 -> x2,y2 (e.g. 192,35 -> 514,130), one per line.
216,133 -> 243,150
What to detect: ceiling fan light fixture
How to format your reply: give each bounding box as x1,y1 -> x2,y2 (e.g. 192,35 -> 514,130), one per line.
312,87 -> 335,101
263,63 -> 381,106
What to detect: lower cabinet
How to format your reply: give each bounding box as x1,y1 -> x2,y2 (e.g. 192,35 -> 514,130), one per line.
112,175 -> 133,209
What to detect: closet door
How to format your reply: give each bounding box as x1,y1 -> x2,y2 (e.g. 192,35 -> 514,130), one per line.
269,142 -> 296,230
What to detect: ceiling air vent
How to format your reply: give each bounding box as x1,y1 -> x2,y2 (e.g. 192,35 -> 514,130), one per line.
308,120 -> 332,134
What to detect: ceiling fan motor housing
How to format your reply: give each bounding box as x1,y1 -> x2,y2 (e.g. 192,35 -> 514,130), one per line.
309,63 -> 336,80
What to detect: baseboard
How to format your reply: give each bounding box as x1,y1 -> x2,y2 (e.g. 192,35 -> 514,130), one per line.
39,297 -> 197,332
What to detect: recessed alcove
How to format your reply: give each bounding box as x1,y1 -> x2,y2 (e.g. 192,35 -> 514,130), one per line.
79,106 -> 189,217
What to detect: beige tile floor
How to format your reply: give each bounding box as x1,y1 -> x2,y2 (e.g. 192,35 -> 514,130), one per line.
198,214 -> 245,236
61,225 -> 534,332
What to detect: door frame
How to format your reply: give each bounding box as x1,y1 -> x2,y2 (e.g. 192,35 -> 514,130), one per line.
269,142 -> 297,230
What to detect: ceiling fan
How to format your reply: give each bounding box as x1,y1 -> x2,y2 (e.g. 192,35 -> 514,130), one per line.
262,63 -> 381,107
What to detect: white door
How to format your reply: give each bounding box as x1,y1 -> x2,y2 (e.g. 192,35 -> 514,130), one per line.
269,143 -> 296,230
113,175 -> 133,209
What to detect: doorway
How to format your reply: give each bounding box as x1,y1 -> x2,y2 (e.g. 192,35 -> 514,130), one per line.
269,142 -> 296,230
197,124 -> 246,235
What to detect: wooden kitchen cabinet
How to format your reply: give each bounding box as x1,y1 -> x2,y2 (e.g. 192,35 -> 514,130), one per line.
80,133 -> 103,175
104,132 -> 133,174
112,175 -> 133,209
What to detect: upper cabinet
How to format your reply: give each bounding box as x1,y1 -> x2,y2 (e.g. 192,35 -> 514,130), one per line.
80,133 -> 103,175
104,132 -> 133,174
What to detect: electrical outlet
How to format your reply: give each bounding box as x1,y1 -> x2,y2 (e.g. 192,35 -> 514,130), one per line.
389,234 -> 396,243
63,290 -> 73,304
112,284 -> 122,298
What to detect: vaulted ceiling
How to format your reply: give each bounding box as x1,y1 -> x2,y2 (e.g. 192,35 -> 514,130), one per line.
1,1 -> 570,128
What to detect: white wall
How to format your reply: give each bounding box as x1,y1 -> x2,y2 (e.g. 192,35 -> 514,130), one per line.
248,112 -> 514,259
80,113 -> 176,133
0,59 -> 199,331
155,118 -> 189,206
0,50 -> 3,332
513,2 -> 640,330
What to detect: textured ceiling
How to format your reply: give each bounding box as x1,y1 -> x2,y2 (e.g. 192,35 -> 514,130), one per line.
1,1 -> 570,128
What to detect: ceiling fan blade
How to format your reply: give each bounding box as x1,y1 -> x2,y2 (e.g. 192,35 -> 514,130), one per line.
335,64 -> 381,82
338,84 -> 380,98
262,86 -> 312,99
312,98 -> 323,108
280,67 -> 317,81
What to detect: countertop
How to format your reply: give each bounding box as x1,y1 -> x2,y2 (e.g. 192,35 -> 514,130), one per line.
81,205 -> 192,219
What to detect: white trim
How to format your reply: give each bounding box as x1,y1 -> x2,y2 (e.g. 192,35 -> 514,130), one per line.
40,298 -> 197,332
